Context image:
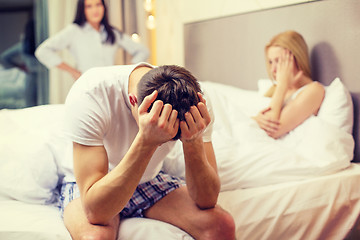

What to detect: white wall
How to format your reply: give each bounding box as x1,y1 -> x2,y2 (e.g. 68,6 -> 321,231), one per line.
155,0 -> 316,66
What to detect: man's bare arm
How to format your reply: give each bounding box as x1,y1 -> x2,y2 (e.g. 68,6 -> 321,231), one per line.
180,94 -> 220,208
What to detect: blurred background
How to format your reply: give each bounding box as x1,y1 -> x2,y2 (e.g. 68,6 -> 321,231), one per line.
0,0 -> 311,108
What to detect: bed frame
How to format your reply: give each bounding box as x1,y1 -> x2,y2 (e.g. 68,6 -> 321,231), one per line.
184,0 -> 360,162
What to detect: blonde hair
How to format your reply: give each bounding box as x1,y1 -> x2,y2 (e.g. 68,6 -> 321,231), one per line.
264,31 -> 311,97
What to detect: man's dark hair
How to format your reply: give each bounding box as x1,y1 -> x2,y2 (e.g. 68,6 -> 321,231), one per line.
137,65 -> 202,140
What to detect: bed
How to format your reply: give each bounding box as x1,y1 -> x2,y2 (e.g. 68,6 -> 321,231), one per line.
1,0 -> 360,239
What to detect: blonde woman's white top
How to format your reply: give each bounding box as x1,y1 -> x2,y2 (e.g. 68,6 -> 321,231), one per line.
35,23 -> 149,73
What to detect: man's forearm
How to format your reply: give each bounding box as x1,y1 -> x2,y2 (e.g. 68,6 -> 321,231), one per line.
80,134 -> 158,225
183,139 -> 220,209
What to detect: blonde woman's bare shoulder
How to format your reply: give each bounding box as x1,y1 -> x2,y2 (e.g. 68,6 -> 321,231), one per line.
303,81 -> 325,101
308,81 -> 325,93
294,81 -> 325,102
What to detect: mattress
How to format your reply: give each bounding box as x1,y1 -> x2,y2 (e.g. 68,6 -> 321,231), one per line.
0,201 -> 71,240
0,200 -> 193,240
1,163 -> 360,240
218,163 -> 360,240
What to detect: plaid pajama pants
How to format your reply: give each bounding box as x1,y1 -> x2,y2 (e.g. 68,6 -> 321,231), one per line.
59,171 -> 185,218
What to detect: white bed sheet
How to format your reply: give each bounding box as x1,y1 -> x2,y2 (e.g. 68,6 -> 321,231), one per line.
2,164 -> 360,240
0,200 -> 71,240
0,200 -> 193,240
218,163 -> 360,240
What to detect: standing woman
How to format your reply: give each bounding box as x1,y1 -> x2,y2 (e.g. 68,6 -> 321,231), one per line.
35,0 -> 149,80
253,30 -> 325,139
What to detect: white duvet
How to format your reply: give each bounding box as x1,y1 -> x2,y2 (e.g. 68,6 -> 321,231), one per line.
163,81 -> 354,191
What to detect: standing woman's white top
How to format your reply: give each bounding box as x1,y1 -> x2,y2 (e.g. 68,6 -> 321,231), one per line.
35,0 -> 149,80
35,23 -> 149,73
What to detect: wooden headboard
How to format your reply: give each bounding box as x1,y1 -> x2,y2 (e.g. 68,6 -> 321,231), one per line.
184,0 -> 360,161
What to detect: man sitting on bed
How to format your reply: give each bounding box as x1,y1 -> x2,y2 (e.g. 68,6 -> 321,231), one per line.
60,62 -> 235,240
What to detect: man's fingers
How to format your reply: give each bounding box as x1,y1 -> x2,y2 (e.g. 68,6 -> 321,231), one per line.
180,120 -> 189,134
173,118 -> 180,131
149,100 -> 164,121
197,103 -> 211,123
138,90 -> 158,114
159,104 -> 173,119
158,104 -> 174,126
184,111 -> 195,127
197,92 -> 206,104
168,109 -> 179,126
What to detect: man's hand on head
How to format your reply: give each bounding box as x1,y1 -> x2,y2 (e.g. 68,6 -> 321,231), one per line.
137,90 -> 180,146
180,93 -> 211,143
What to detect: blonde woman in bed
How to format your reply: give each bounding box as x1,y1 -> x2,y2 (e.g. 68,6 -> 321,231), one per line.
253,30 -> 325,139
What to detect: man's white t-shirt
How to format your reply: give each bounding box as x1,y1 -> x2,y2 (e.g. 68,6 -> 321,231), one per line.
62,63 -> 213,184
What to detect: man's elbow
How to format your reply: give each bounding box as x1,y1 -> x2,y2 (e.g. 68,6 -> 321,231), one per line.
195,190 -> 219,209
84,206 -> 112,226
196,197 -> 218,210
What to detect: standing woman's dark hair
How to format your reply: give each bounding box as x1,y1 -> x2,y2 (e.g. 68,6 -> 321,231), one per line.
73,0 -> 116,44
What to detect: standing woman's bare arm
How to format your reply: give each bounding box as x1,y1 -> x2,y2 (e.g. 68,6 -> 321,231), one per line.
57,62 -> 82,80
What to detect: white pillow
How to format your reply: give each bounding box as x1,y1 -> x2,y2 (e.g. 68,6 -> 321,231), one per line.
0,104 -> 65,204
317,78 -> 354,134
257,78 -> 274,96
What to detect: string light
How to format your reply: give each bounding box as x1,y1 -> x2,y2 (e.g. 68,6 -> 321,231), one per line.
146,15 -> 156,30
144,0 -> 153,12
131,33 -> 140,43
144,0 -> 155,30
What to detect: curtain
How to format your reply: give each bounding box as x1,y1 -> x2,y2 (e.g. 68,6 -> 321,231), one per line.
47,0 -> 77,104
34,0 -> 49,105
107,0 -> 126,65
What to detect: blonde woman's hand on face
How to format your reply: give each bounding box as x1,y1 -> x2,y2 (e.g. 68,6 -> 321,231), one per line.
276,50 -> 303,87
137,90 -> 180,146
252,107 -> 280,137
180,93 -> 211,142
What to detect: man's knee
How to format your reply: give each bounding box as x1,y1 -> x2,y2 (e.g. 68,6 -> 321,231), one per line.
79,230 -> 117,240
203,206 -> 236,240
63,199 -> 119,240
